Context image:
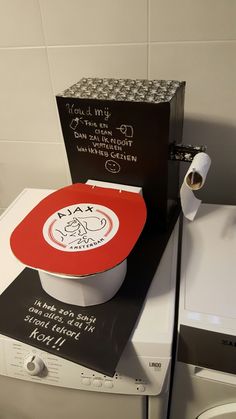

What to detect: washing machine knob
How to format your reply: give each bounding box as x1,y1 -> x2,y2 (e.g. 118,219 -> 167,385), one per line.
24,354 -> 45,376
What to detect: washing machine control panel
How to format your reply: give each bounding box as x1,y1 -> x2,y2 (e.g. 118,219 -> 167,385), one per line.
0,335 -> 169,396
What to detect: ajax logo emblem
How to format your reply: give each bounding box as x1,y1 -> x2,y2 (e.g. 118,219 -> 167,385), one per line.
43,203 -> 119,252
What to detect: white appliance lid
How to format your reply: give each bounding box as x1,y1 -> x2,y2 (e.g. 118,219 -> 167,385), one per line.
181,204 -> 236,334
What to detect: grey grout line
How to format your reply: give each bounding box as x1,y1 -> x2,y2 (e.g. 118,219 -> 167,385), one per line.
0,140 -> 63,145
0,39 -> 235,51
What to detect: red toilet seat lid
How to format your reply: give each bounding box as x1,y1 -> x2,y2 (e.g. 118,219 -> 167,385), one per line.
10,183 -> 147,276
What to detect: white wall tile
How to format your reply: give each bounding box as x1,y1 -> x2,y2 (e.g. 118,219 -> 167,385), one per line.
0,48 -> 62,142
149,42 -> 236,204
150,0 -> 236,42
39,0 -> 147,45
149,42 -> 236,121
0,0 -> 44,47
47,45 -> 148,94
0,142 -> 70,207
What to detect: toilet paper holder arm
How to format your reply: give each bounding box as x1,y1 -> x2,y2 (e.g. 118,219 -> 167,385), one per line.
169,143 -> 207,162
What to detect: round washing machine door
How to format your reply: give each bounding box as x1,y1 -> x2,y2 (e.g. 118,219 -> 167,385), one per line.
197,403 -> 236,418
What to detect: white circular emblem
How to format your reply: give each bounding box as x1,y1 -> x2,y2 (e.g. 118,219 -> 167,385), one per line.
43,203 -> 119,252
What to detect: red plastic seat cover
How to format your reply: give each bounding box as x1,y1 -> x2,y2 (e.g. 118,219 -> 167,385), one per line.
10,183 -> 147,276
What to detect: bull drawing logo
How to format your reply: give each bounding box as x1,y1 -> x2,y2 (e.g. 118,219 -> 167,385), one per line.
56,216 -> 107,246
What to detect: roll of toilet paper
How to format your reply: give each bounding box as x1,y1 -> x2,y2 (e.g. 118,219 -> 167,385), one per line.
180,152 -> 211,221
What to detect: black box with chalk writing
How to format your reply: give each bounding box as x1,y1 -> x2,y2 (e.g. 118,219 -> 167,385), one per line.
56,78 -> 185,230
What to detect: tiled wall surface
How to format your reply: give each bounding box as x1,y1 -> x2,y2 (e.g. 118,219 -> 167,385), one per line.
0,0 -> 235,214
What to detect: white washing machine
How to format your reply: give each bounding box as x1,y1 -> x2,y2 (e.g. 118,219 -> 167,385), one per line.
169,204 -> 236,419
0,188 -> 179,419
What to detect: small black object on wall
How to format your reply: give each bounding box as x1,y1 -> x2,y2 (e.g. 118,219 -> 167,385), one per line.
56,78 -> 186,230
